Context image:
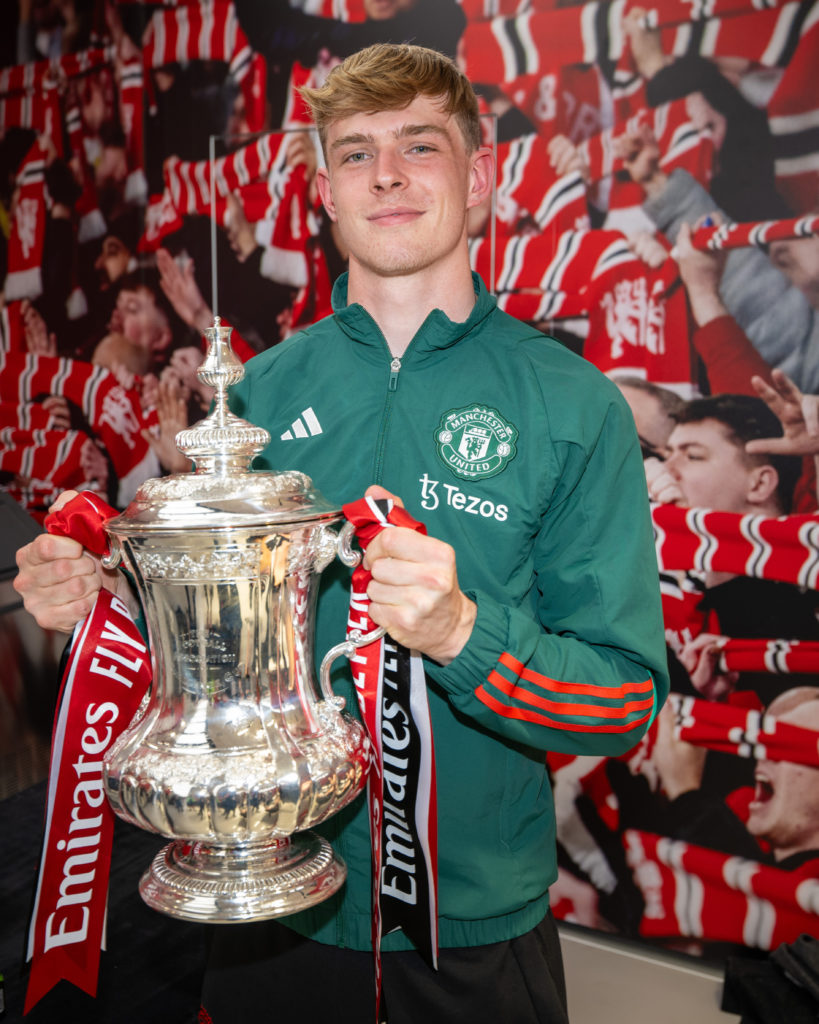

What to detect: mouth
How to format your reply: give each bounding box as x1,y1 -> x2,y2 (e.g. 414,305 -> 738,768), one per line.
369,208 -> 422,225
749,773 -> 774,809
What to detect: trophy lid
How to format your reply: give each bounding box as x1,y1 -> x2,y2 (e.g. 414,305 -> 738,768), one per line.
107,318 -> 340,533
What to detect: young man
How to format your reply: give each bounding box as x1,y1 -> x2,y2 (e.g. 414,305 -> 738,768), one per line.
14,45 -> 668,1023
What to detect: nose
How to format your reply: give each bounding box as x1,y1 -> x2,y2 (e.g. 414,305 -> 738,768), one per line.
370,149 -> 406,192
664,451 -> 682,479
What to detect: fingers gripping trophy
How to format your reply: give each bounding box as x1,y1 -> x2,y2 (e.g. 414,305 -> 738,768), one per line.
101,317 -> 379,922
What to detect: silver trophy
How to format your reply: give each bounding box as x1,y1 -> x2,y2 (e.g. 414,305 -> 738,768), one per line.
100,318 -> 379,923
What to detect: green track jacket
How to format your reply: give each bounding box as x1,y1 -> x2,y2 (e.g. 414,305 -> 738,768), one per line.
228,272 -> 670,951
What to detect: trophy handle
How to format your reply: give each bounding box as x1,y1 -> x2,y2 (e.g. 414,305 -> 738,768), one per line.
318,520 -> 385,707
318,626 -> 386,709
335,520 -> 361,568
101,536 -> 122,569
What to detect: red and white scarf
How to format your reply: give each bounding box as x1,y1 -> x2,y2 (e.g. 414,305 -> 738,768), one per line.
140,131 -> 291,249
342,496 -> 438,1015
25,492 -> 151,1012
0,352 -> 153,485
142,0 -> 264,131
691,215 -> 819,252
473,228 -> 696,391
652,504 -> 819,589
624,829 -> 819,950
4,137 -> 50,303
670,692 -> 819,767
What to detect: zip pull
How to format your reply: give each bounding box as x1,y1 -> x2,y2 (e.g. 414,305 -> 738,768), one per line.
388,357 -> 402,391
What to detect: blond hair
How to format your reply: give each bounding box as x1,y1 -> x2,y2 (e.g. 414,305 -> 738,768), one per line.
299,44 -> 481,154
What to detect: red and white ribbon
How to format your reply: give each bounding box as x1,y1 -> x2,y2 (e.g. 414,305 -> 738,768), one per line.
342,496 -> 439,1017
25,492 -> 151,1012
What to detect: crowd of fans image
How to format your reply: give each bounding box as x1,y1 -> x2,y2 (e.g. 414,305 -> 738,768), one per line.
2,0 -> 819,977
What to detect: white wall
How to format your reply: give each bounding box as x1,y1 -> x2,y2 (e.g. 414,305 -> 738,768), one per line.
559,925 -> 740,1024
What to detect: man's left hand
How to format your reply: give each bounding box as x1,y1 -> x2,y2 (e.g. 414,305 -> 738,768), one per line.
361,485 -> 477,665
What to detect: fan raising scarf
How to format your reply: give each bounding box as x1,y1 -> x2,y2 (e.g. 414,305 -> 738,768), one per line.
342,495 -> 439,1014
24,492 -> 151,1012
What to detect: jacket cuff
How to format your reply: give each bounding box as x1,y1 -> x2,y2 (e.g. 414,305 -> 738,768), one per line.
424,588 -> 508,698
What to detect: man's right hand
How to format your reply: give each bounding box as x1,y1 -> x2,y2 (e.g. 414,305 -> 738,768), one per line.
13,492 -> 119,633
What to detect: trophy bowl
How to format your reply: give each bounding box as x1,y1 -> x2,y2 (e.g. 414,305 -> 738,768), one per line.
100,320 -> 373,923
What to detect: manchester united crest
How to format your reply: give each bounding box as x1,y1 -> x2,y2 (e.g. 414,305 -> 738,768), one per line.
434,405 -> 518,480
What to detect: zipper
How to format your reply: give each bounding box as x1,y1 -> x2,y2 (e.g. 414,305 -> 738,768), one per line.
373,355 -> 402,483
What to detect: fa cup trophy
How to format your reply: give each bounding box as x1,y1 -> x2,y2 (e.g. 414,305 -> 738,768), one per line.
100,318 -> 376,923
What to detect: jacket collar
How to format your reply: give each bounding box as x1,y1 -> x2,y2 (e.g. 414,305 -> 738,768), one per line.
330,271 -> 497,357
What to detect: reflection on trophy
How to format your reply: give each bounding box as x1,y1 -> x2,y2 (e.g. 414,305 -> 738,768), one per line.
101,318 -> 374,923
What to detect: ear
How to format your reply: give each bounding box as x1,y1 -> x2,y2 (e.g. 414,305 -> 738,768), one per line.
466,147 -> 494,211
315,167 -> 338,223
747,464 -> 779,508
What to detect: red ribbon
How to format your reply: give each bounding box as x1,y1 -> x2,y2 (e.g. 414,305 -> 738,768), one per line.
342,496 -> 439,1019
25,492 -> 151,1012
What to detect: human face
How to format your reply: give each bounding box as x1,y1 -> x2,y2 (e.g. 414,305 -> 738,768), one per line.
316,96 -> 492,284
664,419 -> 757,512
95,235 -> 132,285
769,237 -> 819,311
113,286 -> 171,357
616,384 -> 675,459
685,92 -> 727,152
746,701 -> 819,861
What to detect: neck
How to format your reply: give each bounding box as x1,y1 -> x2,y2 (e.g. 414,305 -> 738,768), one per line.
346,261 -> 477,357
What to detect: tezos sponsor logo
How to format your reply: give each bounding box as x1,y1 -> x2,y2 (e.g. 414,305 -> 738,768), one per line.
434,404 -> 518,480
420,474 -> 508,522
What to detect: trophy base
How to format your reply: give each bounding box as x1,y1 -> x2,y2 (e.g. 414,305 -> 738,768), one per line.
139,832 -> 346,923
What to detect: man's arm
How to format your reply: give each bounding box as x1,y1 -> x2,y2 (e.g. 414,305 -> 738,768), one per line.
414,391 -> 670,758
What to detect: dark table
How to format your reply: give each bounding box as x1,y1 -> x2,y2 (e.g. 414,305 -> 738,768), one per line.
1,782 -> 207,1023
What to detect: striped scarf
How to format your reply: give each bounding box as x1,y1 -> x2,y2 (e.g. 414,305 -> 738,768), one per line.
624,829 -> 819,950
691,215 -> 819,251
670,693 -> 819,766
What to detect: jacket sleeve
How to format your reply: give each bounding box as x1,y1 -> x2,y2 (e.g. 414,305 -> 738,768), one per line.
425,392 -> 670,757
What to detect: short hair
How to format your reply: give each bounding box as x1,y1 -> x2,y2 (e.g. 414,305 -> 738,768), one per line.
675,393 -> 801,512
611,375 -> 686,419
299,44 -> 481,155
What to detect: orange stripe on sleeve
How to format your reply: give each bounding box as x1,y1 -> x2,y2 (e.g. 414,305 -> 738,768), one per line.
486,670 -> 655,720
499,651 -> 654,700
476,684 -> 654,734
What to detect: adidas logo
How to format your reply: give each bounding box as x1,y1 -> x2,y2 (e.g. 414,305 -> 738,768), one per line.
281,407 -> 323,441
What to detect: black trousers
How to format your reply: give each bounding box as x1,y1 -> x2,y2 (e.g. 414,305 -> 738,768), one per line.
200,911 -> 569,1024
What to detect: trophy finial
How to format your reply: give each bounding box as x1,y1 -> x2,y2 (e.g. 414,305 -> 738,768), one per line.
175,317 -> 270,472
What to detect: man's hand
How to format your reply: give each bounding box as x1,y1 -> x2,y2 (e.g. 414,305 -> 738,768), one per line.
225,194 -> 257,263
22,299 -> 57,356
13,492 -> 112,633
361,485 -> 477,665
651,702 -> 707,800
614,122 -> 665,196
679,632 -> 738,702
674,219 -> 729,326
746,369 -> 819,457
547,134 -> 589,182
628,230 -> 668,270
141,373 -> 192,474
644,456 -> 684,504
156,248 -> 212,332
623,6 -> 670,79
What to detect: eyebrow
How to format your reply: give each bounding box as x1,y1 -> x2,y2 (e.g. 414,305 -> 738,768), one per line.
330,122 -> 452,151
